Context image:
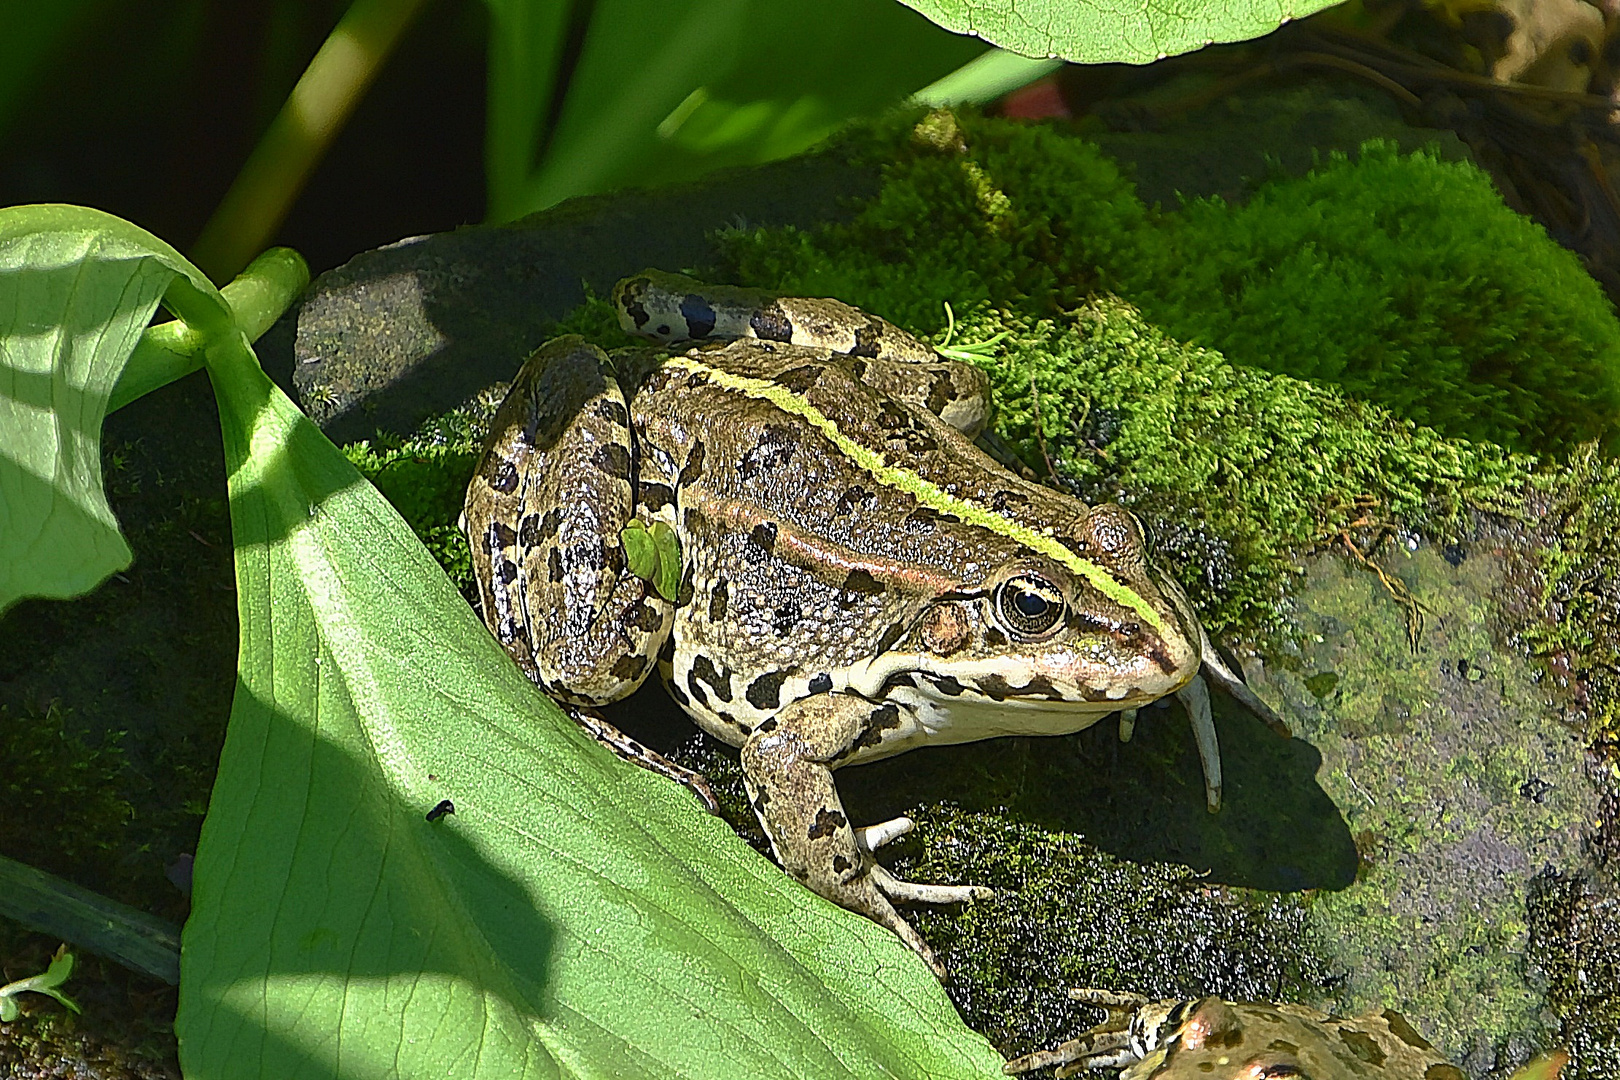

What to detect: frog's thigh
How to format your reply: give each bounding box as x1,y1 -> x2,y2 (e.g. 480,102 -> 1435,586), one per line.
470,337 -> 671,705
739,694 -> 963,975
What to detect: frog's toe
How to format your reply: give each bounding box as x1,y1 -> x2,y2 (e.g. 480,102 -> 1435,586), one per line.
856,817 -> 995,904
856,815 -> 915,850
870,865 -> 994,905
1176,674 -> 1223,813
1002,1028 -> 1134,1075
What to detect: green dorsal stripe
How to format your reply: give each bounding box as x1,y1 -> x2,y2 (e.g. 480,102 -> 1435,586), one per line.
670,357 -> 1166,634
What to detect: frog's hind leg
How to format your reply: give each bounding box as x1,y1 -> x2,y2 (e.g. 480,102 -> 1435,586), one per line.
465,335 -> 706,803
739,693 -> 992,979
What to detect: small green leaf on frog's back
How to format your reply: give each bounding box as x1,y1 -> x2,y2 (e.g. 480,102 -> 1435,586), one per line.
651,520 -> 682,602
621,520 -> 657,582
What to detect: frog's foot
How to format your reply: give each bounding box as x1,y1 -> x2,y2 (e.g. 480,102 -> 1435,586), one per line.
566,705 -> 719,814
1002,990 -> 1150,1078
858,817 -> 995,906
1175,675 -> 1223,813
740,695 -> 995,979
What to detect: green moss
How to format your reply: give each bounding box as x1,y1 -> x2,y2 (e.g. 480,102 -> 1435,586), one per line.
1528,872 -> 1620,1080
1124,142 -> 1620,455
731,113 -> 1620,458
891,805 -> 1336,1060
1520,446 -> 1620,745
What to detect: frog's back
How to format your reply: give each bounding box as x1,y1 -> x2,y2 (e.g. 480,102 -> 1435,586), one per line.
632,340 -> 1070,588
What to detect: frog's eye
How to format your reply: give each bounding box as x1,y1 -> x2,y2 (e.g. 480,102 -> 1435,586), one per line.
995,575 -> 1065,637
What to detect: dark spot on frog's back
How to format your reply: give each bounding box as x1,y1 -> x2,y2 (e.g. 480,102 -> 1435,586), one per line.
840,569 -> 884,596
516,513 -> 544,548
547,548 -> 564,583
991,489 -> 1029,514
739,425 -> 797,479
748,521 -> 778,554
771,601 -> 801,635
592,443 -> 631,479
680,294 -> 717,338
835,485 -> 873,516
593,398 -> 629,426
627,602 -> 663,632
640,482 -> 674,511
678,440 -> 706,486
750,304 -> 794,343
497,559 -> 519,584
976,673 -> 1014,701
690,653 -> 733,702
489,460 -> 519,494
808,672 -> 833,694
619,278 -> 652,328
850,323 -> 883,358
486,520 -> 517,549
746,669 -> 792,710
610,654 -> 648,682
774,363 -> 823,394
708,577 -> 729,621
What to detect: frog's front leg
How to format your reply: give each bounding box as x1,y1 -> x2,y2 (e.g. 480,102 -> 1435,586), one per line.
740,693 -> 992,978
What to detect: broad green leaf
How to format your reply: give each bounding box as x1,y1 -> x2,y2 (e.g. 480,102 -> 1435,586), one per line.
0,205 -> 305,616
0,205 -> 210,614
179,343 -> 1005,1077
897,0 -> 1340,65
484,0 -> 985,220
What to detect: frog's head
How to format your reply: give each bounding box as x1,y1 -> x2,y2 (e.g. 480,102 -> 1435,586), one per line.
883,504 -> 1203,723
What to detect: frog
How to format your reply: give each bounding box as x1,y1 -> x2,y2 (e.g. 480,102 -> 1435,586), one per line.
1003,989 -> 1472,1080
461,270 -> 1288,977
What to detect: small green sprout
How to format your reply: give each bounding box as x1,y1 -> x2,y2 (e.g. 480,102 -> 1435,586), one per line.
933,301 -> 1010,362
0,945 -> 80,1022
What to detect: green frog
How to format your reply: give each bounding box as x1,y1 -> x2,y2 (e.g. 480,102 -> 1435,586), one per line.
1003,990 -> 1473,1080
461,271 -> 1286,976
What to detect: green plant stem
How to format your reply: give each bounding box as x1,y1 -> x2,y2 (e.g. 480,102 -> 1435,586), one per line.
0,855 -> 181,985
188,0 -> 430,283
911,49 -> 1061,107
109,246 -> 310,414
